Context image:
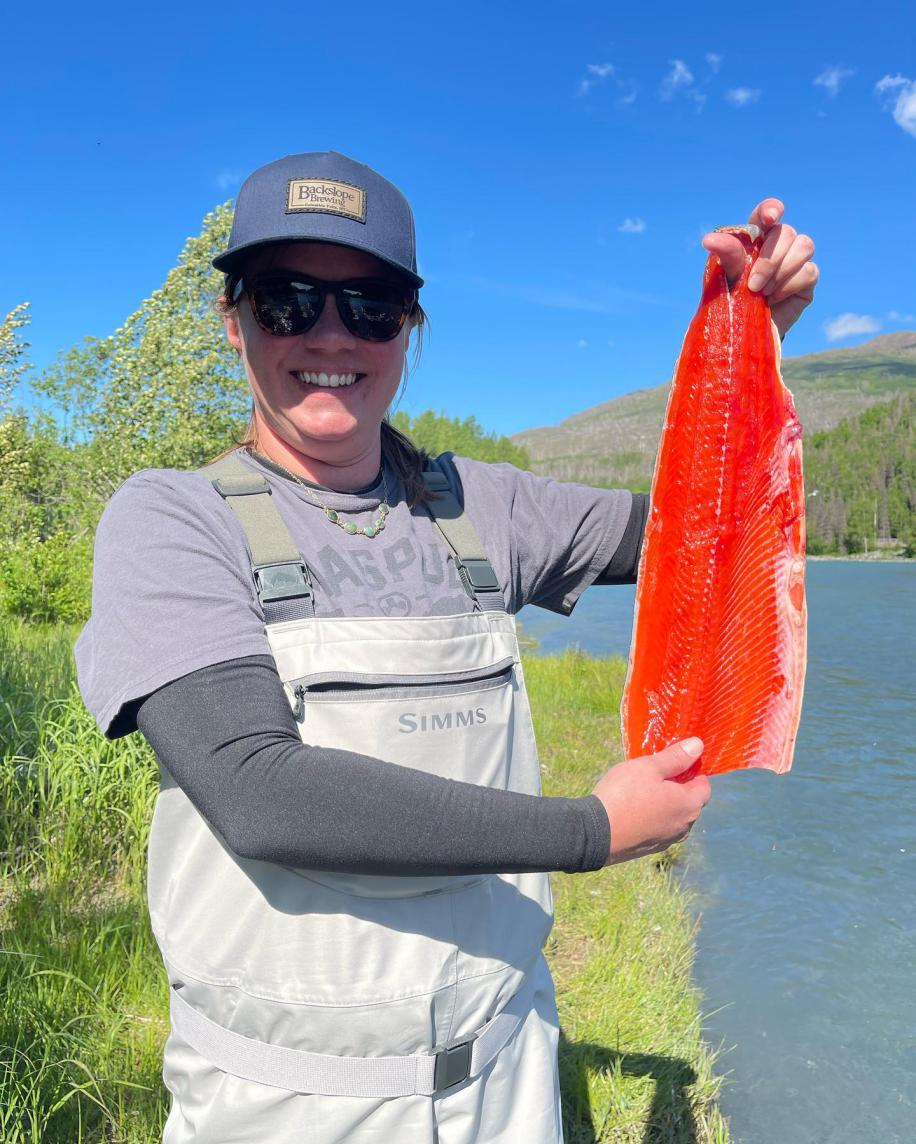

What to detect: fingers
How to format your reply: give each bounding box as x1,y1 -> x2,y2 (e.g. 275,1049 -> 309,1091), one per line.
768,260 -> 819,305
748,198 -> 784,231
748,225 -> 815,295
650,737 -> 705,779
687,773 -> 712,807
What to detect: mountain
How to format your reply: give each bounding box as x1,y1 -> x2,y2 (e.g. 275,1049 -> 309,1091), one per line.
513,332 -> 916,493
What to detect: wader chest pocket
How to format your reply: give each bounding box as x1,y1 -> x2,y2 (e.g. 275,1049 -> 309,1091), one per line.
282,657 -> 525,899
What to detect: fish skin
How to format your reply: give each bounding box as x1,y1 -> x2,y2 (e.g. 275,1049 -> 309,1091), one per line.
621,231 -> 807,778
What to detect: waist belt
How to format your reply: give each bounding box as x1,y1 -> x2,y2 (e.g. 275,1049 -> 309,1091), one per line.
169,984 -> 527,1098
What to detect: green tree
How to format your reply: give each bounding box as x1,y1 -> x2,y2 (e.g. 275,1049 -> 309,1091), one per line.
391,409 -> 530,468
2,213 -> 252,623
0,302 -> 31,415
35,203 -> 248,502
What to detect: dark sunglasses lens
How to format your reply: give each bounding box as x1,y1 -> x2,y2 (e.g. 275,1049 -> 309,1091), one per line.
251,279 -> 323,336
339,283 -> 410,341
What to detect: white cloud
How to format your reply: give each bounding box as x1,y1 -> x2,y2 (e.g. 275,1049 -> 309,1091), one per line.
660,59 -> 706,110
823,312 -> 881,341
875,74 -> 916,137
661,58 -> 694,99
888,309 -> 915,322
578,63 -> 639,105
617,79 -> 639,106
215,170 -> 243,192
618,217 -> 647,234
705,52 -> 723,73
578,62 -> 615,97
814,66 -> 855,98
726,87 -> 761,107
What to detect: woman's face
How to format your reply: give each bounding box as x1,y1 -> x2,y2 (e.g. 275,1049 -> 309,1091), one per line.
224,242 -> 411,479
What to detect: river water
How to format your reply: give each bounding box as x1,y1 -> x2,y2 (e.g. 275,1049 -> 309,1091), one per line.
519,561 -> 916,1144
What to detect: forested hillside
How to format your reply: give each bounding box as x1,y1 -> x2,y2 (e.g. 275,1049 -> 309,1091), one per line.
805,393 -> 915,553
0,210 -> 527,625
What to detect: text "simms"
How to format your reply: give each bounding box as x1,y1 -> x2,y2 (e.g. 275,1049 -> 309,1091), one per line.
398,708 -> 487,734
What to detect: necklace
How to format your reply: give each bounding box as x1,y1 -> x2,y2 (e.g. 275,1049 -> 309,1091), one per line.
248,450 -> 391,539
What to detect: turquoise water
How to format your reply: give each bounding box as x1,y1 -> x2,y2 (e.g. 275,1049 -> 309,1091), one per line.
519,561 -> 916,1143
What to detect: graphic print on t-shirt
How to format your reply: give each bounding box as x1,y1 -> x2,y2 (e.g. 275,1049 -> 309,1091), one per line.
311,539 -> 471,617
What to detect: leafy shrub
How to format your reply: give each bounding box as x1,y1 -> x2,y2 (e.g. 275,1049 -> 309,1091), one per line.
0,532 -> 93,624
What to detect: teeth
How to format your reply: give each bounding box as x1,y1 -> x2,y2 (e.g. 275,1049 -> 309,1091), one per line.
296,371 -> 358,388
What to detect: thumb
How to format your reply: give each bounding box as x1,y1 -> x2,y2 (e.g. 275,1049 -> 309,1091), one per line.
649,738 -> 705,779
701,233 -> 746,286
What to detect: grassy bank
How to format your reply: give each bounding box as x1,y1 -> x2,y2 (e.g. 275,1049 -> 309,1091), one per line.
525,652 -> 728,1143
1,621 -> 728,1142
0,619 -> 166,1142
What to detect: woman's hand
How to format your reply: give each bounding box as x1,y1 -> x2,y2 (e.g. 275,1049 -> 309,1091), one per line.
702,199 -> 818,340
592,739 -> 711,865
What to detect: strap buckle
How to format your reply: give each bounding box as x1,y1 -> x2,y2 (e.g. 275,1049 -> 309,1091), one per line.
254,561 -> 313,604
458,558 -> 500,594
432,1036 -> 475,1093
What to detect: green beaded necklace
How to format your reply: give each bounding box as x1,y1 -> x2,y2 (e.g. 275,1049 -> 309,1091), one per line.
324,495 -> 390,538
249,450 -> 391,539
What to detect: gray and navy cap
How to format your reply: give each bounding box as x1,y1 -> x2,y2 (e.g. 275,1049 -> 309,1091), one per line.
213,151 -> 423,287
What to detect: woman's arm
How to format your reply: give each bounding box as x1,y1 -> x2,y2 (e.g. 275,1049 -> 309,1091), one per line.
136,654 -> 611,876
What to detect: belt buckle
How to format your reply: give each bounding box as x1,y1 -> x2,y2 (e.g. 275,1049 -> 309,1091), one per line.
432,1036 -> 475,1093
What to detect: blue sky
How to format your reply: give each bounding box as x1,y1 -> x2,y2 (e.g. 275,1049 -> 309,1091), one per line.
4,0 -> 914,435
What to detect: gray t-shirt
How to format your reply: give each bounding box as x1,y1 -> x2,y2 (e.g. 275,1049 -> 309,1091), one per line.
77,449 -> 633,736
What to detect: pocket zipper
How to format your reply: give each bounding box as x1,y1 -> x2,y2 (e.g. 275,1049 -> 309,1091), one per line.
291,684 -> 306,721
286,659 -> 515,721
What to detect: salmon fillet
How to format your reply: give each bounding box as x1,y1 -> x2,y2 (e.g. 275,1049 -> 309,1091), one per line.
621,229 -> 806,777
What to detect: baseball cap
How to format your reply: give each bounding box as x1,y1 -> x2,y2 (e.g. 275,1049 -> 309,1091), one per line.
213,151 -> 423,287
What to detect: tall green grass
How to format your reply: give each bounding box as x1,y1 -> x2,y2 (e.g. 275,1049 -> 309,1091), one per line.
0,619 -> 77,760
1,624 -> 729,1142
1,619 -> 166,1142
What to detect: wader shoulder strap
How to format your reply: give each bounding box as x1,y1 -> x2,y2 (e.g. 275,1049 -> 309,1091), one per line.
421,459 -> 505,613
198,455 -> 315,623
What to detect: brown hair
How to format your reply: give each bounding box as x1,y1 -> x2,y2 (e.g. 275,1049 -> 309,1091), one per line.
216,272 -> 434,507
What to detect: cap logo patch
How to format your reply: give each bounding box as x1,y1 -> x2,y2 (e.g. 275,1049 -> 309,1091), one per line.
286,179 -> 366,223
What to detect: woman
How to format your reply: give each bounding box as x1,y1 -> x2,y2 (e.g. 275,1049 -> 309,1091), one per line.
76,151 -> 817,1143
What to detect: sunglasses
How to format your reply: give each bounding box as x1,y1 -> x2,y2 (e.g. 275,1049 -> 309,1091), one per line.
231,272 -> 416,342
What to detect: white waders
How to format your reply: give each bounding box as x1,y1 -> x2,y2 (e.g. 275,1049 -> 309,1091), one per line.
149,459 -> 563,1143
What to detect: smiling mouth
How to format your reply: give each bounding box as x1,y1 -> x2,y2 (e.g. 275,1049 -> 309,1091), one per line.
293,371 -> 362,388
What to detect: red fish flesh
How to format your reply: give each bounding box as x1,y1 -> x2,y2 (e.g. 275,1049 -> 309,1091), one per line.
622,229 -> 806,777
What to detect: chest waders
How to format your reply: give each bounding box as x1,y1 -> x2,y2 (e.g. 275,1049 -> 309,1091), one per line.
152,456 -> 563,1143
